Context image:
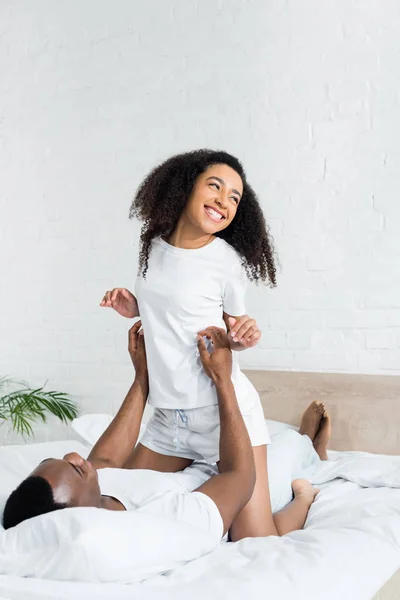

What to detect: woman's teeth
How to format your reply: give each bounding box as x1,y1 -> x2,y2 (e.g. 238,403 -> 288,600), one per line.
205,207 -> 223,221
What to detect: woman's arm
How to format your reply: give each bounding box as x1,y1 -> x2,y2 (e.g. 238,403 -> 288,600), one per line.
100,287 -> 139,318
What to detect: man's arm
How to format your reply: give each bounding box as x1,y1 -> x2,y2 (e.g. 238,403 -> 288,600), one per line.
87,321 -> 148,469
194,328 -> 256,535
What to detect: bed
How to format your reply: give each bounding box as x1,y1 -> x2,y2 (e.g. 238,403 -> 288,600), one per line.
0,369 -> 399,600
247,369 -> 400,600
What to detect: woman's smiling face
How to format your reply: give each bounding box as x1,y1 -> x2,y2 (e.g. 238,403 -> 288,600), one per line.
183,164 -> 243,235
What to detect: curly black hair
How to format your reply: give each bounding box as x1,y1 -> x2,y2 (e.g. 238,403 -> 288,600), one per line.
129,149 -> 277,286
2,476 -> 67,529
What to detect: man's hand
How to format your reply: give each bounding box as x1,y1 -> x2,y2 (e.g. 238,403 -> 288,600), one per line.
227,315 -> 261,349
128,320 -> 147,379
87,320 -> 148,470
100,288 -> 139,319
197,327 -> 232,384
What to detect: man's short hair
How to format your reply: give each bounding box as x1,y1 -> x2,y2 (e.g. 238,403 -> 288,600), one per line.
2,476 -> 67,530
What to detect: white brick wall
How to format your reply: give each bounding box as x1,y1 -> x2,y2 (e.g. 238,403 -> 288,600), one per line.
0,0 -> 399,440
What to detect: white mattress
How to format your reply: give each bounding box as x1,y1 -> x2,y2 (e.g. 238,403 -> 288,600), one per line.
0,439 -> 399,600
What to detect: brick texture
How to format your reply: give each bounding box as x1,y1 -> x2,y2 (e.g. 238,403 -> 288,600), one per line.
0,0 -> 399,441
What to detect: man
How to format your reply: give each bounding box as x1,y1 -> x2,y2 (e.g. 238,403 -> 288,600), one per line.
3,322 -> 326,539
2,322 -> 256,537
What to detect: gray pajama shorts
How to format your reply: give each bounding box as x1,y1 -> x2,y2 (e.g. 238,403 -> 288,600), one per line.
140,389 -> 271,464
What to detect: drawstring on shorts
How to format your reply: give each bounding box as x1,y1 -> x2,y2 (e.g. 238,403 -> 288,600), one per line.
173,409 -> 188,450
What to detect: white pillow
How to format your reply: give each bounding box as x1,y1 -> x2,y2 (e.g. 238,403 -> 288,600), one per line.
72,413 -> 147,447
71,413 -> 113,446
0,506 -> 219,583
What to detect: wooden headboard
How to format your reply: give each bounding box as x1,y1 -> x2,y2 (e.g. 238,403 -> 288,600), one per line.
244,370 -> 400,455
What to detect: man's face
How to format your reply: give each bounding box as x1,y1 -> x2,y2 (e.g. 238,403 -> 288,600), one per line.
31,452 -> 101,507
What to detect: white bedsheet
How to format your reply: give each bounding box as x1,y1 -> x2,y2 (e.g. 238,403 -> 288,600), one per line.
0,436 -> 399,600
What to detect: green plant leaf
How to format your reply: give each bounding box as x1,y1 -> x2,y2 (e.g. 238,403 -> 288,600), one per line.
8,403 -> 34,437
0,379 -> 78,438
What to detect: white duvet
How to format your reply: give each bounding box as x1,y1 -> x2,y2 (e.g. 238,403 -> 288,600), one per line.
0,429 -> 399,600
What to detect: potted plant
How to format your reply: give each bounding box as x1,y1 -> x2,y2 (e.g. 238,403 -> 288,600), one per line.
0,376 -> 78,438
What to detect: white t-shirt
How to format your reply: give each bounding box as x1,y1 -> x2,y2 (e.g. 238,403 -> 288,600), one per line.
98,465 -> 223,540
135,236 -> 255,409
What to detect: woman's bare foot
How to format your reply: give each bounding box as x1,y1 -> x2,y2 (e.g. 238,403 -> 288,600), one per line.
292,479 -> 320,506
313,413 -> 332,460
298,401 -> 325,441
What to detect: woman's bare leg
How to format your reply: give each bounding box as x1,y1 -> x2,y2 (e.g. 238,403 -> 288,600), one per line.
227,445 -> 319,541
124,443 -> 193,472
273,479 -> 319,535
228,444 -> 278,540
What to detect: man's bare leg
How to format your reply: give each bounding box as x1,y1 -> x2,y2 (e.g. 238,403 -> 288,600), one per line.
298,400 -> 325,439
268,401 -> 330,536
298,400 -> 332,461
313,412 -> 332,460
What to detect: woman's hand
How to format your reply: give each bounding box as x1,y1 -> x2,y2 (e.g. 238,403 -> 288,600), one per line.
227,315 -> 261,349
100,288 -> 139,319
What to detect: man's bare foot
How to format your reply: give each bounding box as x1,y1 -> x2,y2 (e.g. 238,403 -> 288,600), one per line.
298,401 -> 325,441
313,413 -> 332,461
292,479 -> 319,506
